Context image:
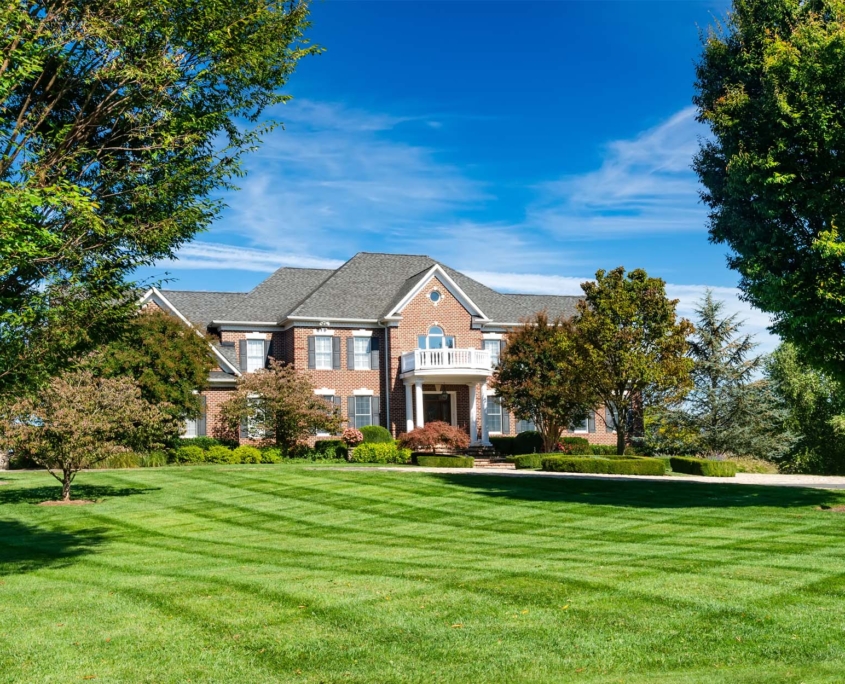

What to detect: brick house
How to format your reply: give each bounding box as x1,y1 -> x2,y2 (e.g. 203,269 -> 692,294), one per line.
139,252 -> 618,446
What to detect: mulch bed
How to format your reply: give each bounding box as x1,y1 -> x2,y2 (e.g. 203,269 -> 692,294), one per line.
819,505 -> 845,512
38,499 -> 97,506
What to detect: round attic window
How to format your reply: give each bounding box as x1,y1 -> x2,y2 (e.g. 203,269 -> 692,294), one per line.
429,290 -> 441,303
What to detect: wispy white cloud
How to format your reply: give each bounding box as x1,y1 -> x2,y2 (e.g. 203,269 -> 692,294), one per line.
530,107 -> 707,237
168,242 -> 343,273
467,269 -> 778,353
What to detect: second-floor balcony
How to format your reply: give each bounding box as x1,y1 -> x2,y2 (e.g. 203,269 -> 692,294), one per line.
400,348 -> 492,379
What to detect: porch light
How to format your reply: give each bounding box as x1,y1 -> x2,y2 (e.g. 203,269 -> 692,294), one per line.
439,390 -> 449,402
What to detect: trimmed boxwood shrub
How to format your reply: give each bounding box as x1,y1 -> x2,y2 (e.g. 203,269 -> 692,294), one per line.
512,453 -> 548,469
489,436 -> 518,456
558,436 -> 592,455
514,430 -> 544,454
175,445 -> 205,464
233,445 -> 262,464
349,442 -> 411,464
590,444 -> 618,456
260,448 -> 282,464
314,439 -> 348,459
360,425 -> 393,443
415,455 -> 474,468
177,437 -> 220,450
670,456 -> 737,477
205,445 -> 233,463
542,456 -> 666,476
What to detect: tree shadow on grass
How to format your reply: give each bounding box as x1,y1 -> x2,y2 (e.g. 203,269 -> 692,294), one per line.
0,483 -> 159,506
433,472 -> 845,509
0,519 -> 107,575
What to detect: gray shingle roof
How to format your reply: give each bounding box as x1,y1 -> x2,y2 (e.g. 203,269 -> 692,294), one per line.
159,290 -> 246,330
162,253 -> 583,327
226,267 -> 333,322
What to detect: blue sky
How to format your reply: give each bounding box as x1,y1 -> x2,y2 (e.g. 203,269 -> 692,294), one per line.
140,0 -> 776,349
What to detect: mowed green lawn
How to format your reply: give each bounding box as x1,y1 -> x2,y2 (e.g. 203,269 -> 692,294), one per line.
3,466 -> 845,684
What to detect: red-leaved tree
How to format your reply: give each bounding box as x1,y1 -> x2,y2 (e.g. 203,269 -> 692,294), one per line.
398,421 -> 470,453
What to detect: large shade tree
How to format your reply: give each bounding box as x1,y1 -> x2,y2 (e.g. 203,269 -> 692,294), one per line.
0,0 -> 318,396
694,0 -> 845,383
572,268 -> 694,455
491,313 -> 597,453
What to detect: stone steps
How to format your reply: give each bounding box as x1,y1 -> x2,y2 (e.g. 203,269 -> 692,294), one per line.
473,458 -> 515,470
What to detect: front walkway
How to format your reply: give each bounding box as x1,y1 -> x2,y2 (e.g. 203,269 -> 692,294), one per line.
369,466 -> 845,490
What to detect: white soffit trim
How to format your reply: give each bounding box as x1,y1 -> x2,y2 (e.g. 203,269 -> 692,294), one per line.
140,287 -> 242,377
385,264 -> 489,320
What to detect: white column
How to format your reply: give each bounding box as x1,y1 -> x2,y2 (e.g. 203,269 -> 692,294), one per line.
481,382 -> 490,445
414,380 -> 424,428
468,383 -> 478,444
404,382 -> 414,433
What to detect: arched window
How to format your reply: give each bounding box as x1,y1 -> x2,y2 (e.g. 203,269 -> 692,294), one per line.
418,325 -> 455,350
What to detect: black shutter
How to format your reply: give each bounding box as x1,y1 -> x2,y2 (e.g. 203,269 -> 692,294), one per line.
239,418 -> 248,441
347,396 -> 356,426
347,337 -> 355,370
588,411 -> 596,433
239,340 -> 248,372
370,336 -> 380,370
307,336 -> 316,369
605,406 -> 615,433
264,339 -> 272,365
372,396 -> 380,426
502,408 -> 510,434
197,395 -> 207,437
332,337 -> 341,369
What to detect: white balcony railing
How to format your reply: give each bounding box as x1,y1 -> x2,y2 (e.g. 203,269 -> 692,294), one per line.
400,348 -> 492,374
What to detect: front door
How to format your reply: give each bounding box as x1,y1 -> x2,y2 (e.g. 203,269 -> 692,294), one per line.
423,393 -> 452,425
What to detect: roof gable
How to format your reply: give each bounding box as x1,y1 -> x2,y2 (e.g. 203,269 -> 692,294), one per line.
383,264 -> 488,320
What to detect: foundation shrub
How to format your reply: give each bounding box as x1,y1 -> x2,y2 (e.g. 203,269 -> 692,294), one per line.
175,445 -> 205,464
398,421 -> 470,452
670,457 -> 737,477
232,446 -> 262,464
360,426 -> 393,443
414,455 -> 474,468
490,436 -> 518,456
349,442 -> 411,464
177,437 -> 220,450
314,439 -> 348,460
205,445 -> 233,463
140,451 -> 169,467
512,453 -> 547,469
556,437 -> 592,455
260,448 -> 283,464
514,431 -> 544,454
590,444 -> 618,456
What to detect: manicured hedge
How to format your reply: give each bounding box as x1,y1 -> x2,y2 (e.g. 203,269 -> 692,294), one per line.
489,436 -> 518,456
590,444 -> 618,456
313,439 -> 348,459
175,445 -> 205,464
232,446 -> 262,464
349,442 -> 411,464
415,455 -> 474,468
360,425 -> 394,443
541,457 -> 666,476
670,457 -> 737,477
512,453 -> 549,469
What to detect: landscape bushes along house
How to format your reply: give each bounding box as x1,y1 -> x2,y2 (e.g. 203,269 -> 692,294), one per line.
415,455 -> 475,468
542,456 -> 666,476
670,456 -> 737,477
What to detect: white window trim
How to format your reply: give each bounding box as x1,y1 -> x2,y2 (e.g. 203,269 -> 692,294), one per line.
572,417 -> 589,434
353,329 -> 373,337
245,332 -> 268,340
352,395 -> 374,429
314,335 -> 333,370
314,388 -> 336,396
485,395 -> 504,435
246,338 -> 266,373
482,332 -> 503,340
353,336 -> 372,371
353,388 -> 374,396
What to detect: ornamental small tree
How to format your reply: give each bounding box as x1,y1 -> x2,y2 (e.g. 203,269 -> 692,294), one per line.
0,369 -> 176,501
572,268 -> 694,455
491,313 -> 597,453
397,421 -> 470,453
219,360 -> 342,452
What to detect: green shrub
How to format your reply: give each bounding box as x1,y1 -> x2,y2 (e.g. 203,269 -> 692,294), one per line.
349,442 -> 411,464
514,431 -> 544,454
314,439 -> 348,459
558,436 -> 592,455
95,452 -> 141,469
175,445 -> 205,464
512,453 -> 546,469
415,455 -> 474,468
360,425 -> 393,443
542,456 -> 665,476
590,444 -> 618,456
140,451 -> 168,468
490,436 -> 518,456
233,446 -> 262,464
670,457 -> 737,477
260,448 -> 282,464
177,437 -> 220,450
205,445 -> 233,463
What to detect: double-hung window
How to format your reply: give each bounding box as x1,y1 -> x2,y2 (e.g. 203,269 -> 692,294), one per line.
246,339 -> 265,373
183,418 -> 198,438
353,396 -> 373,429
353,337 -> 371,370
516,418 -> 536,433
486,396 -> 503,434
571,416 -> 589,433
483,339 -> 503,367
316,394 -> 335,436
314,336 -> 333,369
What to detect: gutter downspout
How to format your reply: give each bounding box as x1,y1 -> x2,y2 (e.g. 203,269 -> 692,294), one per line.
382,322 -> 391,434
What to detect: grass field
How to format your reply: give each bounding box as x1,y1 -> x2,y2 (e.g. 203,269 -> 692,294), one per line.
3,465 -> 845,683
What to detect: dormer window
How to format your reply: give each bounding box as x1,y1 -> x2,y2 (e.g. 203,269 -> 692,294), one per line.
418,325 -> 455,350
